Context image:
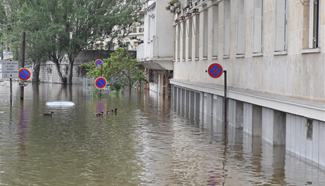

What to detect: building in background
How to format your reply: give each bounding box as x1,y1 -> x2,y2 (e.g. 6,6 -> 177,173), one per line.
93,23 -> 144,51
136,0 -> 175,96
171,0 -> 325,168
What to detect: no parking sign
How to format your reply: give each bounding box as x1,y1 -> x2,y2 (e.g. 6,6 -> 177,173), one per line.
95,76 -> 107,90
208,63 -> 223,78
18,68 -> 31,81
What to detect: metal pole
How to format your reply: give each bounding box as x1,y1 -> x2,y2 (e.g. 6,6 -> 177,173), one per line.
20,32 -> 26,100
100,64 -> 103,97
224,70 -> 228,130
10,77 -> 12,106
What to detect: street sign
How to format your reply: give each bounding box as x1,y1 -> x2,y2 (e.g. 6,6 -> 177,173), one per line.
208,63 -> 223,78
18,68 -> 31,81
0,60 -> 19,78
95,59 -> 104,68
206,63 -> 228,129
95,76 -> 107,89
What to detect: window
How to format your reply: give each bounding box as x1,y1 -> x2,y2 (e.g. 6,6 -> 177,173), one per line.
203,10 -> 208,58
183,21 -> 186,60
195,14 -> 200,59
236,0 -> 245,54
176,24 -> 181,61
275,0 -> 287,52
253,0 -> 263,53
212,5 -> 218,57
303,0 -> 319,49
223,0 -> 230,57
187,17 -> 193,59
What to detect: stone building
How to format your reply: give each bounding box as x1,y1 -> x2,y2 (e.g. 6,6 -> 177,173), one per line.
171,0 -> 325,168
137,0 -> 175,96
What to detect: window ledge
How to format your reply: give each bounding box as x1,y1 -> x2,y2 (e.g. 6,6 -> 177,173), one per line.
236,54 -> 245,58
195,57 -> 199,61
212,56 -> 218,60
223,55 -> 230,59
253,52 -> 263,57
274,51 -> 287,56
187,58 -> 192,62
302,48 -> 321,54
202,57 -> 208,60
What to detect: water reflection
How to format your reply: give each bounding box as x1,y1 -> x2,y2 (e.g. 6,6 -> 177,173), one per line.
0,84 -> 324,185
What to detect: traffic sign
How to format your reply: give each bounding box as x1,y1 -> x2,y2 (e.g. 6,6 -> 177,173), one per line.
18,68 -> 31,81
0,60 -> 19,78
95,59 -> 104,68
95,76 -> 107,89
208,63 -> 223,78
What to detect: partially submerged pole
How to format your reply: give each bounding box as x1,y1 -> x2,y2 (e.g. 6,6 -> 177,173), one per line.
20,32 -> 26,100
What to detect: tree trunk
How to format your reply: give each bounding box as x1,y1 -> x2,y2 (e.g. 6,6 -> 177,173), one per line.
67,59 -> 74,85
128,78 -> 132,96
32,62 -> 41,83
52,59 -> 65,84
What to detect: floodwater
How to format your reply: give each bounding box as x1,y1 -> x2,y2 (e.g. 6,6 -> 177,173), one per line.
0,82 -> 324,186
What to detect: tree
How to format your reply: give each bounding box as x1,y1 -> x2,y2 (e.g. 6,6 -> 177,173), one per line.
3,0 -> 142,84
82,48 -> 146,93
1,0 -> 60,82
46,0 -> 142,84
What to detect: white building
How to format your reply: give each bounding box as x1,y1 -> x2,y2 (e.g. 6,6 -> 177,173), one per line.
93,23 -> 144,51
137,0 -> 175,96
171,0 -> 325,169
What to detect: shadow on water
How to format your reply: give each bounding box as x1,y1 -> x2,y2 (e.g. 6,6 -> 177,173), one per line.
0,84 -> 324,185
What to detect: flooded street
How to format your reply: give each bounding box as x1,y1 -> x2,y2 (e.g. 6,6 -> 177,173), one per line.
0,83 -> 324,186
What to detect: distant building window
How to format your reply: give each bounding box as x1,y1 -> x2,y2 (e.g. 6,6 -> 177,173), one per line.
236,0 -> 245,55
182,21 -> 186,61
303,0 -> 319,49
212,5 -> 218,57
177,24 -> 181,61
203,9 -> 208,58
275,0 -> 287,52
149,70 -> 154,82
195,14 -> 200,59
223,0 -> 230,57
187,17 -> 193,60
253,0 -> 263,53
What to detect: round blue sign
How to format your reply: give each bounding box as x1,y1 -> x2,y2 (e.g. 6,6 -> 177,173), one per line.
208,63 -> 223,78
95,76 -> 107,89
95,59 -> 104,67
18,68 -> 31,81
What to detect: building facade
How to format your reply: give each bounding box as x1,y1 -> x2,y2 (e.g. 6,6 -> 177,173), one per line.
171,0 -> 325,168
137,0 -> 175,96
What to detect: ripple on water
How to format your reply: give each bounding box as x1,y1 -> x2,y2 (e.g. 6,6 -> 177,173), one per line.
0,84 -> 324,185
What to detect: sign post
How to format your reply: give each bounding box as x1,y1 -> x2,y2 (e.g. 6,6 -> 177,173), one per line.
95,59 -> 104,96
207,63 -> 228,130
20,32 -> 26,101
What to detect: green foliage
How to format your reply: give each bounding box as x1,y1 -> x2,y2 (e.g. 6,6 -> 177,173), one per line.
82,48 -> 146,91
2,0 -> 142,83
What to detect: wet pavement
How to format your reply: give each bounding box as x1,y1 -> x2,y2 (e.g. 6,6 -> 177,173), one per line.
0,82 -> 324,186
